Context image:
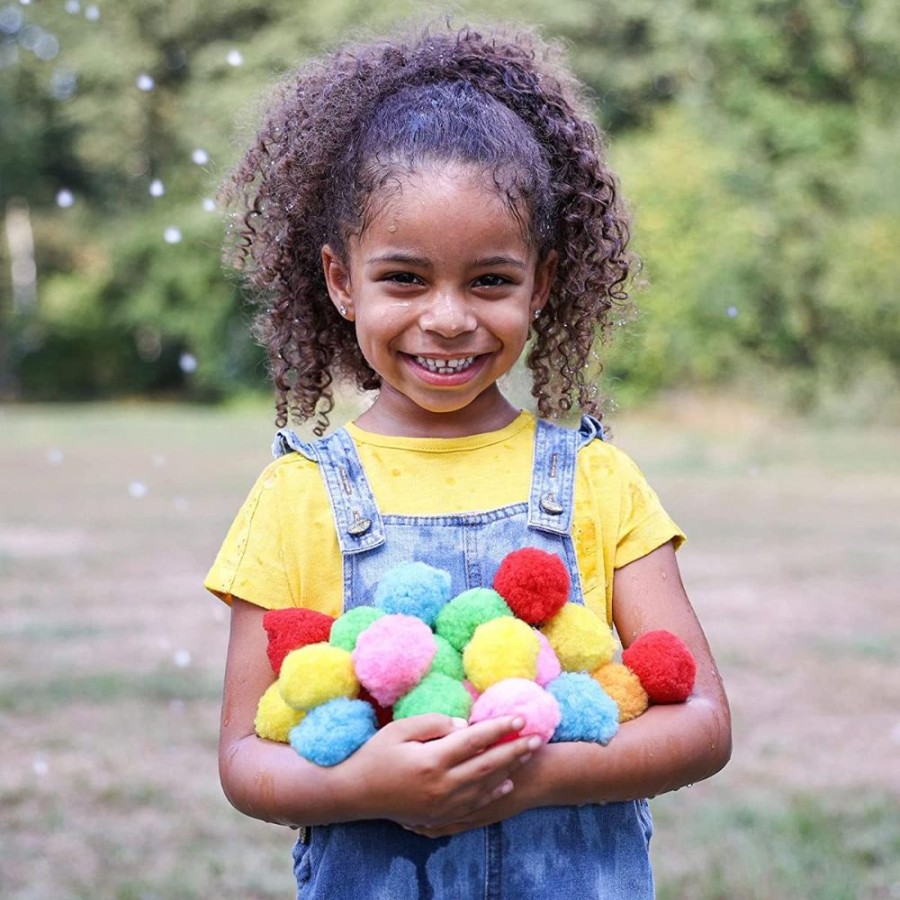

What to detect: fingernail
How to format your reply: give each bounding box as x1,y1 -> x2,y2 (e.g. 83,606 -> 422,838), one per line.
511,717 -> 525,730
451,717 -> 468,729
527,736 -> 542,751
519,752 -> 532,765
499,779 -> 513,795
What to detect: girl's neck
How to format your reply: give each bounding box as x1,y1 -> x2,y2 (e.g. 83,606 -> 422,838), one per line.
353,385 -> 520,439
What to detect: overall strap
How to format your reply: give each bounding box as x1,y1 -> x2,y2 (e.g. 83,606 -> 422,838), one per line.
273,427 -> 386,555
527,415 -> 605,535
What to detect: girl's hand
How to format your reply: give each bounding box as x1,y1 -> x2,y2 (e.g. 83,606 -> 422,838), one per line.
336,713 -> 542,829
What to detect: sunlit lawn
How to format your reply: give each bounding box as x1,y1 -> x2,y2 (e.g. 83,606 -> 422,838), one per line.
1,397 -> 898,899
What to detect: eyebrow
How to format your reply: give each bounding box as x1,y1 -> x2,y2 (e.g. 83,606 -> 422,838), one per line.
365,253 -> 527,269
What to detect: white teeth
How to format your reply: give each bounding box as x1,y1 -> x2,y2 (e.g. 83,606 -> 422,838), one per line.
414,355 -> 475,374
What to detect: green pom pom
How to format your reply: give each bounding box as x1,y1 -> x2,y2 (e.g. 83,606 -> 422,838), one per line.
434,588 -> 513,652
329,606 -> 385,651
429,634 -> 465,680
394,672 -> 473,720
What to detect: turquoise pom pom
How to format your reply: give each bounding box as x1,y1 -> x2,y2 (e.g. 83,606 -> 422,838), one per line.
289,698 -> 377,766
374,562 -> 452,626
546,672 -> 619,745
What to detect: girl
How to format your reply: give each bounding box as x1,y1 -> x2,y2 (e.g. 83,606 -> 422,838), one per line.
206,23 -> 731,899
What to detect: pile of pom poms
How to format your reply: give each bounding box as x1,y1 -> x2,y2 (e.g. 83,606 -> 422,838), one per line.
254,547 -> 697,766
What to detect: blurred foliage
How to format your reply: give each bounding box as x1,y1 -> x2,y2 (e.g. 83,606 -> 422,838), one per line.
1,0 -> 898,414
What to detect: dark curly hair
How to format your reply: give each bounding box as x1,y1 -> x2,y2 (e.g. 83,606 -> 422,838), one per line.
221,22 -> 632,432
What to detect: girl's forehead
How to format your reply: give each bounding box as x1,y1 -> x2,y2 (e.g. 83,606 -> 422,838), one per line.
361,163 -> 532,242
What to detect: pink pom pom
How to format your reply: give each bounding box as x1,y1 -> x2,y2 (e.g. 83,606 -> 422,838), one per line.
621,630 -> 696,704
534,630 -> 562,686
352,615 -> 437,707
469,678 -> 561,745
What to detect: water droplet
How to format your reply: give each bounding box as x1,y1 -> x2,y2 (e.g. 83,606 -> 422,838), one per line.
179,352 -> 197,374
33,31 -> 60,60
226,48 -> 243,67
191,148 -> 209,165
149,178 -> 165,197
64,0 -> 80,13
128,480 -> 148,498
84,3 -> 99,20
136,73 -> 155,92
163,226 -> 182,244
50,67 -> 78,100
0,7 -> 24,33
201,197 -> 216,212
32,757 -> 48,777
46,448 -> 64,464
726,306 -> 739,318
56,188 -> 74,208
173,649 -> 191,668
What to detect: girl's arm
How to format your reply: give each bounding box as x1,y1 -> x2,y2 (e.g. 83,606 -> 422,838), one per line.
408,541 -> 732,836
218,598 -> 540,829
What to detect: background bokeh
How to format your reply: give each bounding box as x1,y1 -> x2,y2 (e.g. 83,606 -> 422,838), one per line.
2,2 -> 899,898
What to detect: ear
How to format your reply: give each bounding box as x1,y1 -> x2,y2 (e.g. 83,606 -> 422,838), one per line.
321,244 -> 355,321
530,250 -> 558,318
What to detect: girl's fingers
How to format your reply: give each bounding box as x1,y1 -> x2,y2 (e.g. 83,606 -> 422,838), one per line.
438,716 -> 525,767
378,713 -> 467,744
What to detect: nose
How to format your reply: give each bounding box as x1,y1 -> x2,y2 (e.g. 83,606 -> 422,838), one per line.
419,289 -> 476,338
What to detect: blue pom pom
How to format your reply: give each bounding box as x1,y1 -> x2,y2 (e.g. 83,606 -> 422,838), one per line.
289,698 -> 377,767
546,672 -> 619,745
374,562 -> 452,627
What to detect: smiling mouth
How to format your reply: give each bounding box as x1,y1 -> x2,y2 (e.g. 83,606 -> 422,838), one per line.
413,355 -> 477,374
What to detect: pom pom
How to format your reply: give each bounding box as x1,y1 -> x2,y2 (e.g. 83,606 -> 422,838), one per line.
358,686 -> 393,729
254,681 -> 305,743
290,698 -> 377,767
279,643 -> 358,711
374,562 -> 452,627
469,678 -> 560,745
546,672 -> 619,745
540,603 -> 617,672
394,672 -> 473,720
352,614 -> 437,706
429,634 -> 465,681
622,630 -> 696,703
263,608 -> 334,675
463,617 -> 540,693
592,663 -> 649,722
492,547 -> 570,624
434,588 -> 513,652
329,606 -> 385,651
534,630 -> 562,686
462,680 -> 480,702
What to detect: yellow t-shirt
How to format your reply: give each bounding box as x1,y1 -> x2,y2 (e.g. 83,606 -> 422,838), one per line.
204,412 -> 684,625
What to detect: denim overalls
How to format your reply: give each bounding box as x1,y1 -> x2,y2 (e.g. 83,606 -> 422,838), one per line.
274,415 -> 654,900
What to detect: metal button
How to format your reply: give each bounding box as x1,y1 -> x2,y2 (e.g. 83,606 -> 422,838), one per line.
346,516 -> 372,536
540,492 -> 563,515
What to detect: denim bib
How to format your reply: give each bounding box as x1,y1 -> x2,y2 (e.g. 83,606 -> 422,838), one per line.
274,415 -> 654,899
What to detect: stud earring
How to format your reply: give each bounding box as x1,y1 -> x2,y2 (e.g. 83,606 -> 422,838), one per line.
339,305 -> 347,317
533,308 -> 542,320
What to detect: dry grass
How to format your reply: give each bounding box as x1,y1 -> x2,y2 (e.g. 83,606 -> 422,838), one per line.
1,397 -> 898,899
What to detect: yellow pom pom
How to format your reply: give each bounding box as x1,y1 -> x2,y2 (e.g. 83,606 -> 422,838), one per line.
255,681 -> 306,742
592,662 -> 649,723
463,617 -> 540,693
540,603 -> 617,672
279,643 -> 359,710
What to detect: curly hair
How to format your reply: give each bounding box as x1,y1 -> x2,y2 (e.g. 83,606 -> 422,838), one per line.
221,22 -> 632,431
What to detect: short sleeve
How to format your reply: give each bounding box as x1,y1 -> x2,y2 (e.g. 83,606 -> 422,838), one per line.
204,461 -> 295,608
613,451 -> 685,570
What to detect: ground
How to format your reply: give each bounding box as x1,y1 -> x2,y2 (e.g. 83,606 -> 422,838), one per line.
1,396 -> 898,899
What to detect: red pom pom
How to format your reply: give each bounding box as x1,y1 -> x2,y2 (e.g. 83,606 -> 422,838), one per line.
358,686 -> 394,729
263,608 -> 334,675
492,548 -> 570,625
621,630 -> 696,704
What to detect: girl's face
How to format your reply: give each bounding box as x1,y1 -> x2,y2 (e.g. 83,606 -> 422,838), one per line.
322,164 -> 556,438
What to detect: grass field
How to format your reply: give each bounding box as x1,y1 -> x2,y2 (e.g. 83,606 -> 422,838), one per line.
2,397 -> 899,899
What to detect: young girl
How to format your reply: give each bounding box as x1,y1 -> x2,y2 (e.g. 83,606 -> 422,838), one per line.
206,23 -> 731,899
